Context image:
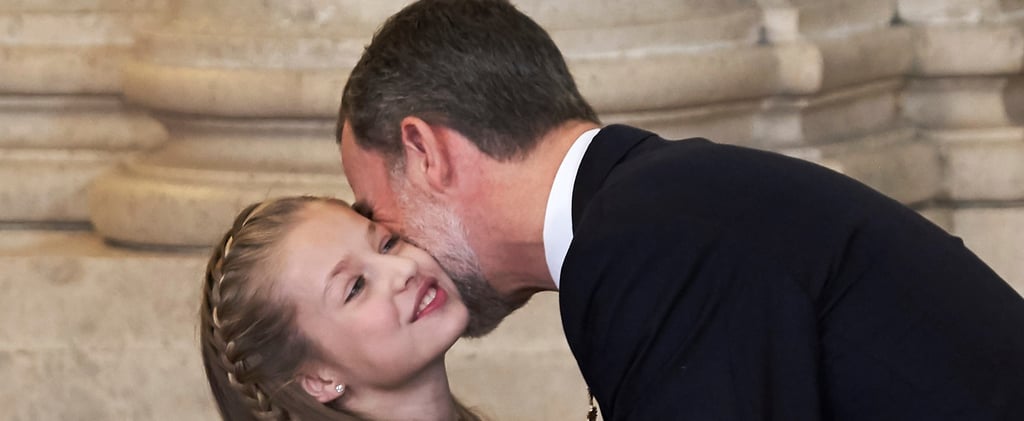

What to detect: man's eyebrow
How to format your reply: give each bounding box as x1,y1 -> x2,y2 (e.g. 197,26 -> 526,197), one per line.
352,201 -> 373,220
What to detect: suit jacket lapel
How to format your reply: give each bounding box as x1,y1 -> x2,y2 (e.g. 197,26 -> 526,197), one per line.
571,124 -> 656,229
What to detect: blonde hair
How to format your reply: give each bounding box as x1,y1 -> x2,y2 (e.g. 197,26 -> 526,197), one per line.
199,196 -> 482,421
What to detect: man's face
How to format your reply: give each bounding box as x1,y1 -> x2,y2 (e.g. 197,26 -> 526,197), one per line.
339,121 -> 518,336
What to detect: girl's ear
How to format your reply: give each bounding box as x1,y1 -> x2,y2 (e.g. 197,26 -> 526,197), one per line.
297,367 -> 345,403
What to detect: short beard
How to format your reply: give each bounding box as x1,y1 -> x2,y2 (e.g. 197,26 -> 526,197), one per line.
393,177 -> 521,337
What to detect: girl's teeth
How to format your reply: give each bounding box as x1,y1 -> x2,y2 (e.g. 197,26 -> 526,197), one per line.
418,287 -> 437,313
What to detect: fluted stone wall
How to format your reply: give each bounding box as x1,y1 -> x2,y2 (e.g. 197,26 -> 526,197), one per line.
0,0 -> 167,224
87,0 -> 367,247
899,0 -> 1024,283
1,0 -> 1022,419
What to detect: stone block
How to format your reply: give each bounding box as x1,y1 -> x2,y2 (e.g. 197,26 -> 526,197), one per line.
0,45 -> 127,94
792,0 -> 897,36
756,79 -> 903,148
903,77 -> 1013,129
0,345 -> 217,421
0,150 -> 122,222
0,97 -> 166,150
88,117 -> 349,248
1001,74 -> 1024,125
122,61 -> 352,119
448,293 -> 594,420
0,242 -> 204,347
0,96 -> 166,222
1004,0 -> 1024,14
0,232 -> 216,420
813,27 -> 912,91
167,0 -> 386,34
543,0 -> 760,51
532,0 -> 758,44
773,41 -> 827,95
761,4 -> 800,42
897,0 -> 1002,24
917,206 -> 956,231
936,131 -> 1024,201
0,1 -> 165,13
950,207 -> 1024,292
121,0 -> 372,118
0,4 -> 163,95
910,24 -> 1024,76
783,126 -> 942,204
573,41 -> 820,114
603,100 -> 761,147
88,164 -> 351,248
449,347 -> 595,420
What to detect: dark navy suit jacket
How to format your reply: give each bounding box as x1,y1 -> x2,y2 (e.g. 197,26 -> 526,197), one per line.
559,125 -> 1024,420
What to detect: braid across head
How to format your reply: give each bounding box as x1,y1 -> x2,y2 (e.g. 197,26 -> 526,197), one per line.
199,197 -> 352,421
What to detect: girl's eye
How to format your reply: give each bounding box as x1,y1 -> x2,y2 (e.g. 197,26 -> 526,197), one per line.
345,275 -> 365,303
380,234 -> 400,254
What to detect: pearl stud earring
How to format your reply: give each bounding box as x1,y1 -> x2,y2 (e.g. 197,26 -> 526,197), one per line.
335,384 -> 346,394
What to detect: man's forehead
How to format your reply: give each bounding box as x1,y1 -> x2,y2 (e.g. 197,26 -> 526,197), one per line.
338,124 -> 401,227
340,125 -> 383,188
339,122 -> 363,167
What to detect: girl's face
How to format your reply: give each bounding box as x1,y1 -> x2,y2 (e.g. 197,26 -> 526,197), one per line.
277,202 -> 468,393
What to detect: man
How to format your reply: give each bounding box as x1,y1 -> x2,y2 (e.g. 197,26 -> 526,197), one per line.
338,0 -> 1024,419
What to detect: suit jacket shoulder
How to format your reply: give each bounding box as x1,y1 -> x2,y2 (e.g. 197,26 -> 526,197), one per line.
559,125 -> 1024,420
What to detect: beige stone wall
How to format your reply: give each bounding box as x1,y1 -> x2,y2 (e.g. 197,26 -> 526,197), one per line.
1,0 -> 1021,419
898,0 -> 1024,284
0,0 -> 167,223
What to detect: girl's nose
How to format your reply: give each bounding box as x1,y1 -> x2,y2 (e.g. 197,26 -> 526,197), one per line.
370,254 -> 417,293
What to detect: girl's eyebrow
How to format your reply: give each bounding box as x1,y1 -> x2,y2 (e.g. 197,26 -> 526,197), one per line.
323,254 -> 351,302
322,222 -> 376,302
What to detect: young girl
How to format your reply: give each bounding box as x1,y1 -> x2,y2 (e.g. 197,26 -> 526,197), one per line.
199,196 -> 481,420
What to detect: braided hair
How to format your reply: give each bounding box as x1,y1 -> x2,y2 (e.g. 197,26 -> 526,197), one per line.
199,196 -> 484,421
200,197 -> 354,420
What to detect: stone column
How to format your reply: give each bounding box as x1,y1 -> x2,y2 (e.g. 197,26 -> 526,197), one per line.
0,0 -> 166,225
86,0 -> 398,247
87,0 -> 782,247
899,0 -> 1024,286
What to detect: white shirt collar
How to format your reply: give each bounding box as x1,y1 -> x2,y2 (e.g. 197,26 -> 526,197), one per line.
543,127 -> 601,289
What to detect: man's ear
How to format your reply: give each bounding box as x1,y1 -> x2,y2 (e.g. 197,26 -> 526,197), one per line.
399,116 -> 452,193
297,367 -> 345,403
